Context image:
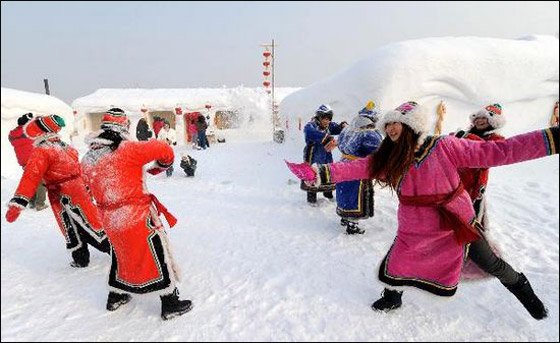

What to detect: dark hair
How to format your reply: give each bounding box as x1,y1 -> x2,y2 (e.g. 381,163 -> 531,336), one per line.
97,130 -> 124,151
369,124 -> 419,192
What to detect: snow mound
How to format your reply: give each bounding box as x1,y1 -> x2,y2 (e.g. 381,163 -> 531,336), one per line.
280,35 -> 559,138
1,87 -> 75,178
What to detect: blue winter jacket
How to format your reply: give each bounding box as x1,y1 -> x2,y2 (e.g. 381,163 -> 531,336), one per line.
303,119 -> 344,164
338,127 -> 383,160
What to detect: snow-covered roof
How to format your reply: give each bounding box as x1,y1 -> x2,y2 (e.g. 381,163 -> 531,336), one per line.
1,87 -> 75,178
280,35 -> 559,136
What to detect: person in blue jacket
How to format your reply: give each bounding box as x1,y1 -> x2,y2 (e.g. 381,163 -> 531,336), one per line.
302,104 -> 346,205
335,101 -> 383,234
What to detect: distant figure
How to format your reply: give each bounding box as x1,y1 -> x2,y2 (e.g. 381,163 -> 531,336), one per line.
136,117 -> 152,141
196,114 -> 209,150
8,112 -> 48,211
157,121 -> 177,177
180,153 -> 197,177
153,116 -> 164,138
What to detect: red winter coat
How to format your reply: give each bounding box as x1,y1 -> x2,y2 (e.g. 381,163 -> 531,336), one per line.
153,120 -> 164,138
456,131 -> 505,201
9,126 -> 34,167
81,139 -> 179,294
11,137 -> 106,250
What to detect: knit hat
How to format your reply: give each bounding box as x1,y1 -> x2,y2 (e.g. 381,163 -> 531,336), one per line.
353,101 -> 380,128
470,103 -> 505,129
315,104 -> 334,120
378,101 -> 430,137
17,112 -> 34,126
24,115 -> 65,138
101,107 -> 129,132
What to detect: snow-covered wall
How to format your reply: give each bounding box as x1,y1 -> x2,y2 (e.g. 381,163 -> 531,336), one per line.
280,35 -> 559,138
72,87 -> 300,141
1,88 -> 75,178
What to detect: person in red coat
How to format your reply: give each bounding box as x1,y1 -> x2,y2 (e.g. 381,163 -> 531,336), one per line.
152,116 -> 164,138
5,115 -> 111,268
453,104 -> 547,319
8,113 -> 48,210
81,108 -> 192,320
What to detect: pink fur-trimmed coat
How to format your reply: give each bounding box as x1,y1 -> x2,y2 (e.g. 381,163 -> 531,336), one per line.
319,129 -> 557,296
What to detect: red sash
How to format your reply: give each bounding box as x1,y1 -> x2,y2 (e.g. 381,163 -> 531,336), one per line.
398,182 -> 481,245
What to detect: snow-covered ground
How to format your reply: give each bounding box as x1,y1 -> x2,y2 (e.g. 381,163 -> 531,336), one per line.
1,133 -> 558,341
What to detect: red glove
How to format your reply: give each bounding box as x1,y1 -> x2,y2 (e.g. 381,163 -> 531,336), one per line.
147,167 -> 166,175
6,205 -> 23,223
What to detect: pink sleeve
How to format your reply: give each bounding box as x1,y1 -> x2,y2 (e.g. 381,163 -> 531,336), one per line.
442,128 -> 557,169
322,156 -> 372,183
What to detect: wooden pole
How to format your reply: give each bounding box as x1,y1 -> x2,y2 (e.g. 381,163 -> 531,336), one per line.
434,101 -> 446,135
550,101 -> 559,127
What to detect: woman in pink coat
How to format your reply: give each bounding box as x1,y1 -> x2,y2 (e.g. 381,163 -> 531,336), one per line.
286,101 -> 558,320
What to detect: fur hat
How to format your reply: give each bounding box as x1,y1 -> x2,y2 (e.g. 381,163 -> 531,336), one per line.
101,108 -> 129,133
24,115 -> 65,138
378,101 -> 430,137
470,103 -> 505,129
17,112 -> 34,126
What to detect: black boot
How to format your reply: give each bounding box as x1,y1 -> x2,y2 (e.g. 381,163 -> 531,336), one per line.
160,288 -> 193,320
106,292 -> 132,311
340,218 -> 349,227
371,288 -> 403,312
324,191 -> 334,202
70,245 -> 90,268
503,273 -> 548,320
307,192 -> 317,206
346,221 -> 365,235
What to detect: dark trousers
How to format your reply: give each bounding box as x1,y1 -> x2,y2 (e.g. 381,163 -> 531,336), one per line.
468,236 -> 520,285
307,191 -> 333,203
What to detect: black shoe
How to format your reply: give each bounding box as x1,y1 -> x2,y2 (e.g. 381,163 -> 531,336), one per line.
161,288 -> 193,320
371,288 -> 403,312
340,218 -> 349,227
346,221 -> 365,235
106,292 -> 132,311
70,246 -> 90,268
503,273 -> 548,320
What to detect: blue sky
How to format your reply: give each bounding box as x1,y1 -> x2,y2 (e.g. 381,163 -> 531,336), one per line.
1,1 -> 558,103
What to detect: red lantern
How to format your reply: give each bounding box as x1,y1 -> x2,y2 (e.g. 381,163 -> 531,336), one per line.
263,51 -> 272,58
72,110 -> 77,115
263,71 -> 270,76
263,81 -> 271,87
263,61 -> 271,67
175,107 -> 182,115
205,104 -> 212,109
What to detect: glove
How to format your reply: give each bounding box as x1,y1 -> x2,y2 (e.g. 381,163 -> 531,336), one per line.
147,167 -> 166,175
285,160 -> 317,181
6,204 -> 23,223
325,139 -> 337,152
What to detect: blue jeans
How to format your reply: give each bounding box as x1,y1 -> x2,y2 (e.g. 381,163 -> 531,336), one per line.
198,131 -> 207,149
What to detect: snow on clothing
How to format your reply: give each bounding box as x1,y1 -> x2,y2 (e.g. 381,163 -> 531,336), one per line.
314,128 -> 558,296
81,138 -> 180,295
9,125 -> 35,167
335,127 -> 383,218
301,119 -> 344,193
9,135 -> 110,255
158,128 -> 177,146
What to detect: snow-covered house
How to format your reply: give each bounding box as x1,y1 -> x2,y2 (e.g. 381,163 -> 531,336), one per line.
280,35 -> 559,138
72,87 -> 300,144
1,87 -> 75,178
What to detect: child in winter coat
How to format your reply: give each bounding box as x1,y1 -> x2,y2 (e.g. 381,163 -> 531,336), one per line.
302,104 -> 346,205
336,102 -> 383,234
5,115 -> 111,268
8,112 -> 48,210
81,108 -> 192,321
286,101 -> 558,320
180,154 -> 197,177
